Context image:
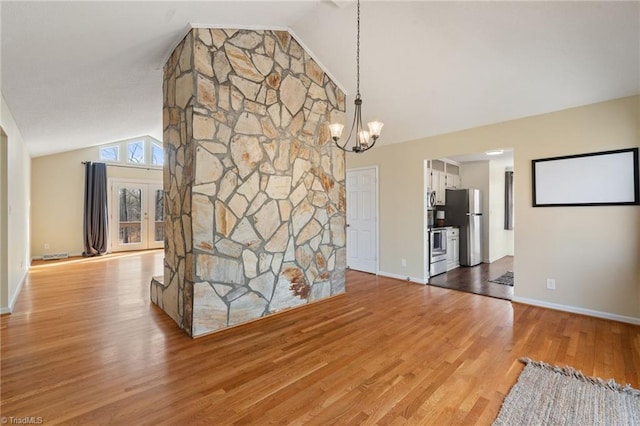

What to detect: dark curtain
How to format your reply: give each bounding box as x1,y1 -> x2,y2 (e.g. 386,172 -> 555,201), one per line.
83,162 -> 108,256
504,171 -> 514,230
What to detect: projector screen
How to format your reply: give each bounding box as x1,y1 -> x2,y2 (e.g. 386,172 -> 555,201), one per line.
532,148 -> 639,207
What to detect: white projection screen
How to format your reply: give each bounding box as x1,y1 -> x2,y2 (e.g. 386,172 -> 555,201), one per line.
532,148 -> 639,207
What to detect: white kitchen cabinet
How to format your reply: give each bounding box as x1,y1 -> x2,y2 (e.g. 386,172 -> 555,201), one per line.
432,170 -> 446,205
446,173 -> 461,189
446,227 -> 460,271
426,159 -> 460,206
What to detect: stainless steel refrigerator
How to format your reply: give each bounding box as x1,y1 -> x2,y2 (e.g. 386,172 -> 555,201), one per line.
444,189 -> 483,266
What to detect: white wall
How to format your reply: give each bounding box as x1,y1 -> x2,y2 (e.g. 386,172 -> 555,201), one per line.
1,128 -> 7,310
31,147 -> 162,258
347,96 -> 640,323
1,94 -> 31,314
489,157 -> 514,261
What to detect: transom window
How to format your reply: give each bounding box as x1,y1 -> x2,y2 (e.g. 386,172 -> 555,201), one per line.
99,145 -> 120,162
151,142 -> 163,166
127,140 -> 145,164
97,136 -> 163,167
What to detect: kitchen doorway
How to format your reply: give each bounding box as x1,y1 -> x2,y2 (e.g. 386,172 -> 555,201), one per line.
346,166 -> 379,274
425,149 -> 515,298
109,180 -> 164,252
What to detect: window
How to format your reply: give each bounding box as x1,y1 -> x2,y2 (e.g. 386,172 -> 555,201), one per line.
96,137 -> 162,168
151,142 -> 164,166
99,145 -> 120,162
127,141 -> 145,164
505,171 -> 514,230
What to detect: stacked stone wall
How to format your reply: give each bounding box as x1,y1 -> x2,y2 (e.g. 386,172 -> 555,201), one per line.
154,28 -> 347,337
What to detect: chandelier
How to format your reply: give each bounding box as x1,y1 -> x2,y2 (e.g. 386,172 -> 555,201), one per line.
329,0 -> 383,153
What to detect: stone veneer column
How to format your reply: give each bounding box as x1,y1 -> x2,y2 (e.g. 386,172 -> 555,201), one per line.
152,28 -> 347,337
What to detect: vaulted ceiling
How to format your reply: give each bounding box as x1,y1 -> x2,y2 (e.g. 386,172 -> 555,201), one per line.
2,1 -> 639,157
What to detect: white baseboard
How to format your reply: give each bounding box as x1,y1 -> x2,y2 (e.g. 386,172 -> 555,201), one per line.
1,270 -> 28,314
512,296 -> 640,326
377,270 -> 428,285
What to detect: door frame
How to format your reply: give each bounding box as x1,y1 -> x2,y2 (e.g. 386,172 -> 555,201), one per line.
108,177 -> 163,252
345,165 -> 379,275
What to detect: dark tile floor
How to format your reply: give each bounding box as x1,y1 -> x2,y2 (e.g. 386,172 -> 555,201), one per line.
428,256 -> 514,300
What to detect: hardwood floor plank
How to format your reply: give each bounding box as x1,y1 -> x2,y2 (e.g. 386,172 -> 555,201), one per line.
1,250 -> 638,425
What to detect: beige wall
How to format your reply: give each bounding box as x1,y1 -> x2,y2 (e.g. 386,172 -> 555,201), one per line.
1,94 -> 31,313
347,96 -> 640,321
31,146 -> 161,258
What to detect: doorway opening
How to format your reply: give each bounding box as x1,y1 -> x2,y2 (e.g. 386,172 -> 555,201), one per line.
424,149 -> 515,300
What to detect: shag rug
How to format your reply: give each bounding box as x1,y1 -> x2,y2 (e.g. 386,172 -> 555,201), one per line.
493,358 -> 640,425
488,271 -> 514,286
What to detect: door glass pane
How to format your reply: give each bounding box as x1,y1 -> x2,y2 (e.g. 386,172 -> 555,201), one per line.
118,188 -> 142,244
153,189 -> 165,242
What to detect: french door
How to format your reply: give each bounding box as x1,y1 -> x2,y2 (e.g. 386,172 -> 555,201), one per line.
110,181 -> 164,252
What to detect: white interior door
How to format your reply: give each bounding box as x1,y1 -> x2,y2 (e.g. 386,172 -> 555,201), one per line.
346,167 -> 378,274
111,181 -> 164,252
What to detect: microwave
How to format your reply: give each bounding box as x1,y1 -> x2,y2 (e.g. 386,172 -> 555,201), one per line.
426,190 -> 436,209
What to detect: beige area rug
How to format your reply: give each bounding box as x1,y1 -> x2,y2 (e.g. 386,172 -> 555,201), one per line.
493,358 -> 640,425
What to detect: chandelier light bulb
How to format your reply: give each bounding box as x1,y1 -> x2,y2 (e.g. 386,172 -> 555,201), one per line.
368,121 -> 384,138
359,130 -> 370,145
329,123 -> 345,140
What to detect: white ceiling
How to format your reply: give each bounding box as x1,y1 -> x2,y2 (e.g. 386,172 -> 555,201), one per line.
447,149 -> 513,164
2,1 -> 639,158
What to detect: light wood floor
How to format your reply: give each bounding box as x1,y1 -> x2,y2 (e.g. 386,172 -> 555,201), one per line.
2,250 -> 639,425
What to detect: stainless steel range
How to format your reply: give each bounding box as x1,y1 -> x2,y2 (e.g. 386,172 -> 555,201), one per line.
429,227 -> 448,276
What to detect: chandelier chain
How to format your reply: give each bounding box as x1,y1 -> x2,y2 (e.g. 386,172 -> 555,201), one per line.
356,0 -> 360,97
329,0 -> 382,153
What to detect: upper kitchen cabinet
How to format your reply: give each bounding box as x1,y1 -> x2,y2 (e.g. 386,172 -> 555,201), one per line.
426,159 -> 461,205
445,164 -> 461,189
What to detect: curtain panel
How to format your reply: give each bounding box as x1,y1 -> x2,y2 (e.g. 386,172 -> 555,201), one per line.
504,171 -> 514,230
83,162 -> 108,256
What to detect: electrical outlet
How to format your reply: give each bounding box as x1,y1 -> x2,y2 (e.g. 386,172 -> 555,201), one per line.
401,259 -> 407,267
44,243 -> 50,250
546,278 -> 556,290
